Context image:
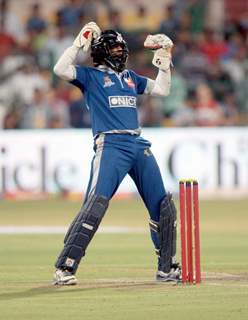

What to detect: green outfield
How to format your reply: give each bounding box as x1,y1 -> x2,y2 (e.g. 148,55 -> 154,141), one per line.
0,197 -> 248,320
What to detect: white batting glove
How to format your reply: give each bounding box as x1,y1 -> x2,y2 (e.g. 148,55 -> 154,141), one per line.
73,22 -> 101,52
152,48 -> 172,71
144,34 -> 173,71
144,34 -> 173,50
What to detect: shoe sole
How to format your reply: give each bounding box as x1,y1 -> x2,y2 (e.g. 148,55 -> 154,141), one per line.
156,277 -> 181,283
53,279 -> 78,286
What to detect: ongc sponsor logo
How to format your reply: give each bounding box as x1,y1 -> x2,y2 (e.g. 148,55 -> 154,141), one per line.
108,96 -> 136,108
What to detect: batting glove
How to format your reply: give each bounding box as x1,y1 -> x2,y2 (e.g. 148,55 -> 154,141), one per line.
144,34 -> 173,50
144,34 -> 173,71
73,22 -> 101,52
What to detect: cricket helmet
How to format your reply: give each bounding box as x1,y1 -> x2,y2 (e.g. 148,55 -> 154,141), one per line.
91,30 -> 129,72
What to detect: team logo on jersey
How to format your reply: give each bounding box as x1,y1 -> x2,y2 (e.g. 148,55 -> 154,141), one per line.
124,77 -> 135,88
103,75 -> 115,88
109,96 -> 137,108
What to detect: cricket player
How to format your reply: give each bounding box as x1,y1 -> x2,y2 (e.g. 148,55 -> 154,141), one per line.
53,22 -> 181,285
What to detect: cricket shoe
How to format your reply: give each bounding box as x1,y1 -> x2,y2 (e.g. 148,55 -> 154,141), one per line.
156,263 -> 181,283
53,269 -> 78,285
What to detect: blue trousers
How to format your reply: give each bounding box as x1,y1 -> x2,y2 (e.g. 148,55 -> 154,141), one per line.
85,133 -> 166,250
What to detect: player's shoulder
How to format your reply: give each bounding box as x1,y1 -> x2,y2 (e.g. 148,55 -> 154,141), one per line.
75,65 -> 96,73
81,66 -> 119,76
127,69 -> 136,76
74,65 -> 105,80
128,69 -> 147,80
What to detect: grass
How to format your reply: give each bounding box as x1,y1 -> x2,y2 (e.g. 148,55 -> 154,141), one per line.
0,198 -> 248,319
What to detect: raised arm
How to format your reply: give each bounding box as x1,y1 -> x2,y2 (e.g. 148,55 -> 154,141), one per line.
143,34 -> 173,97
53,22 -> 101,81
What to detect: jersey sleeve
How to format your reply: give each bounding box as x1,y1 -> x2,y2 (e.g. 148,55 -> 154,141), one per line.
70,66 -> 90,92
129,70 -> 148,95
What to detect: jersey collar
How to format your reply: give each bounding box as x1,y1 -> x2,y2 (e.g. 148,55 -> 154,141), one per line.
97,65 -> 128,76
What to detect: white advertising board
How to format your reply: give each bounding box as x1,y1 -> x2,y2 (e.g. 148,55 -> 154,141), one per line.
1,128 -> 248,197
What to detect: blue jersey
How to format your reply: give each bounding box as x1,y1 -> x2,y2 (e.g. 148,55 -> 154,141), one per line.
70,66 -> 148,136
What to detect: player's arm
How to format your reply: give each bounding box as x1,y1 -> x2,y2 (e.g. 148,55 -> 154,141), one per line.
53,22 -> 101,81
143,34 -> 173,97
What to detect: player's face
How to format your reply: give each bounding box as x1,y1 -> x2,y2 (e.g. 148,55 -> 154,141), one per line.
109,45 -> 124,57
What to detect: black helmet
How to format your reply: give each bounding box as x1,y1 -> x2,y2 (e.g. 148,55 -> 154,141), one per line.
91,30 -> 129,72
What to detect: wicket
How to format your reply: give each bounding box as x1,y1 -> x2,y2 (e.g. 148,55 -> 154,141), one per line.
179,179 -> 201,284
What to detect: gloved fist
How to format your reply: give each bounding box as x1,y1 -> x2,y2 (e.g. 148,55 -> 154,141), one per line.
144,34 -> 173,71
144,34 -> 173,50
73,22 -> 101,51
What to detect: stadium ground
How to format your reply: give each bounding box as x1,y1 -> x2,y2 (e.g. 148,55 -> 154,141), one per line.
0,198 -> 248,319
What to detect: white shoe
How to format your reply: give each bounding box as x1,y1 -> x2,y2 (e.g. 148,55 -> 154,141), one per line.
156,263 -> 181,282
53,269 -> 78,285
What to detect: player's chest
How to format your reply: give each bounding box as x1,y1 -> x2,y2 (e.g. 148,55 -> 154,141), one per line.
98,73 -> 136,94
